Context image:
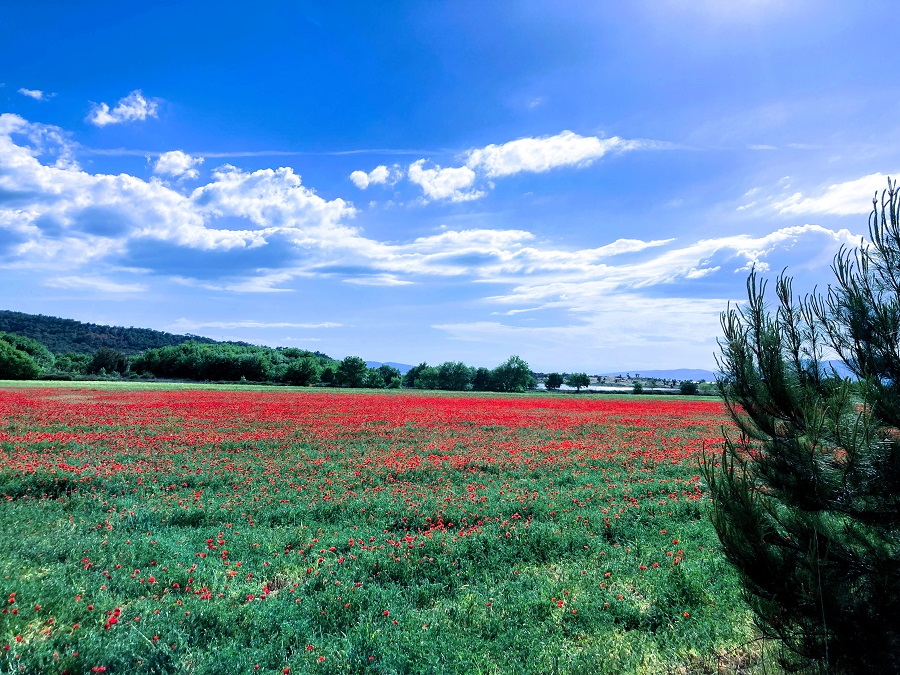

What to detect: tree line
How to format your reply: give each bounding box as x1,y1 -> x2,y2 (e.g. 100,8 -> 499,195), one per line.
0,331 -> 708,395
0,334 -> 539,392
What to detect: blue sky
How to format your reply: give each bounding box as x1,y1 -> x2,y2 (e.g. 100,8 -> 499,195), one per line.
1,0 -> 897,372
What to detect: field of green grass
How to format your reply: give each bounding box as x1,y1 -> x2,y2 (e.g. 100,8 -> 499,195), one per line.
0,385 -> 773,674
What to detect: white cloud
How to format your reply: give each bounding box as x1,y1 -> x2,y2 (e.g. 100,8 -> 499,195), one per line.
154,150 -> 204,179
349,164 -> 396,190
349,170 -> 370,189
407,160 -> 483,202
774,173 -> 896,216
44,275 -> 147,293
473,225 -> 857,312
191,165 -> 357,246
465,131 -> 644,178
86,90 -> 158,127
401,130 -> 658,201
168,319 -> 341,331
0,112 -> 867,357
343,274 -> 414,286
18,88 -> 53,101
0,114 -> 357,272
171,273 -> 298,293
432,293 -> 727,370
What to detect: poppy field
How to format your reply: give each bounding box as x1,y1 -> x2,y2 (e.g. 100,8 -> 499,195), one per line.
0,385 -> 761,674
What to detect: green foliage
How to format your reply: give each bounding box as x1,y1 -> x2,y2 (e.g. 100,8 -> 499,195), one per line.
492,355 -> 537,392
413,365 -> 440,390
320,363 -> 336,384
402,362 -> 429,389
679,381 -> 699,396
632,381 -> 644,395
565,372 -> 590,391
0,332 -> 54,371
0,340 -> 40,379
0,310 -> 237,355
702,181 -> 900,673
376,364 -> 402,387
436,361 -> 474,390
472,366 -> 493,391
52,352 -> 92,375
363,367 -> 386,388
283,356 -> 320,386
87,346 -> 129,375
335,355 -> 368,387
544,372 -> 564,390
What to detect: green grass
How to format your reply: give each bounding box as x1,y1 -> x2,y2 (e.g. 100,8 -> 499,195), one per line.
0,385 -> 776,674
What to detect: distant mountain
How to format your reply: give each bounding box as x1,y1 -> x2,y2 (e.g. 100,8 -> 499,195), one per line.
0,310 -> 245,355
366,361 -> 414,375
601,368 -> 718,381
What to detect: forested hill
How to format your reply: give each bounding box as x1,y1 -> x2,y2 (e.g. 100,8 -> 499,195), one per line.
0,310 -> 236,355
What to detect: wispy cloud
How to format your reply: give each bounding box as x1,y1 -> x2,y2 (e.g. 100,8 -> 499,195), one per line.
18,88 -> 54,101
86,90 -> 159,127
342,274 -> 414,286
83,147 -> 434,158
44,275 -> 147,293
167,319 -> 342,331
774,172 -> 896,216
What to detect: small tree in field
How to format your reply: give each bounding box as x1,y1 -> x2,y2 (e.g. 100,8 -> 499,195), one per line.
565,372 -> 590,391
702,181 -> 900,673
544,372 -> 564,390
679,380 -> 699,396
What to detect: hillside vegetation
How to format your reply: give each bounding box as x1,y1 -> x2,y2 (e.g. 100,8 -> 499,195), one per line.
0,310 -> 227,355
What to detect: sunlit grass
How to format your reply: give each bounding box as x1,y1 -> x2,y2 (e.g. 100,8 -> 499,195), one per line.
0,385 -> 772,673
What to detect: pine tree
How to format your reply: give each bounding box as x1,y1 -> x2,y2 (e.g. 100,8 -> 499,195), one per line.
702,181 -> 900,673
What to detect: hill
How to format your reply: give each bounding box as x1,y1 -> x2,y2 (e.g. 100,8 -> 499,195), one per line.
365,361 -> 414,375
0,310 -> 241,355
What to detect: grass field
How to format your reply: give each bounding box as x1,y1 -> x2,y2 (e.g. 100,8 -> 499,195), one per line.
0,385 -> 769,674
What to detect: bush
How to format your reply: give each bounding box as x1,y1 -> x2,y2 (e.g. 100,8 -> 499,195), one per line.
0,340 -> 40,379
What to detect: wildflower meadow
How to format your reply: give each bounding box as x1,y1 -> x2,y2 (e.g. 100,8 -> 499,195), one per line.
0,385 -> 762,674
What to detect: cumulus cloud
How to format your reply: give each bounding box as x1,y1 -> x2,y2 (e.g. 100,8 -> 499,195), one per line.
153,150 -> 204,179
401,130 -> 657,201
349,164 -> 397,189
18,88 -> 53,101
0,111 -> 865,344
407,160 -> 483,202
86,90 -> 158,127
466,131 -> 643,178
0,114 -> 357,278
774,173 -> 896,216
